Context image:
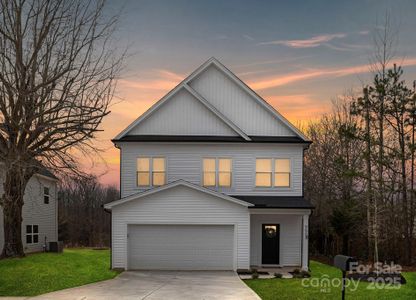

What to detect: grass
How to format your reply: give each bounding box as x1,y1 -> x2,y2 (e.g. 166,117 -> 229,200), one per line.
0,248 -> 119,296
245,261 -> 416,300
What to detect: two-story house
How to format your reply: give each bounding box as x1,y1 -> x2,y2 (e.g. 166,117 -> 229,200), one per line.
0,165 -> 58,253
104,58 -> 313,271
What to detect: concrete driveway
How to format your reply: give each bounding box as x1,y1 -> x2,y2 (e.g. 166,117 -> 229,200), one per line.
28,271 -> 260,300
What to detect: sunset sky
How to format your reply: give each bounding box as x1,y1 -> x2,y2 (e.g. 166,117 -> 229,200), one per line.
94,0 -> 416,187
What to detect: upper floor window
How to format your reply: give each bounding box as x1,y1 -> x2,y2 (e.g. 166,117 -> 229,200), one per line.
137,157 -> 166,187
26,225 -> 39,244
203,158 -> 232,187
255,158 -> 290,187
43,187 -> 50,204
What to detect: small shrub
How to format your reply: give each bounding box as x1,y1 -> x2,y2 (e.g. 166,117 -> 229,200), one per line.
252,270 -> 259,279
292,268 -> 301,274
274,272 -> 283,278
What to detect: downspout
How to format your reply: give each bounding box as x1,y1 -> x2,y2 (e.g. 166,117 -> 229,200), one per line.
103,207 -> 112,270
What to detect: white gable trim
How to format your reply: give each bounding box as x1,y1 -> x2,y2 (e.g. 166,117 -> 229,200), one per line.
183,85 -> 250,140
104,179 -> 254,209
115,57 -> 309,141
113,85 -> 250,140
196,58 -> 310,141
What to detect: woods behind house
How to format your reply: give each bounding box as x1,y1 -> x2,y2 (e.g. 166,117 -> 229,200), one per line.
58,176 -> 118,247
305,65 -> 416,265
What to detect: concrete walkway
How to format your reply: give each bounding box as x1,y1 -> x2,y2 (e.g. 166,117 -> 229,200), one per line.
24,271 -> 260,300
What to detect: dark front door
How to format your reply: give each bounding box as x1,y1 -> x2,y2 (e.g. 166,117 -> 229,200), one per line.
262,224 -> 280,264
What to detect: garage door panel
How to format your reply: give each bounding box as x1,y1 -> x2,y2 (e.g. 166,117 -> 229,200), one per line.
128,225 -> 234,270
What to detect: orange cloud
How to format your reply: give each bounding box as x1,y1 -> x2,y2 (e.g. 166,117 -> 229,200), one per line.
248,57 -> 416,90
258,33 -> 347,48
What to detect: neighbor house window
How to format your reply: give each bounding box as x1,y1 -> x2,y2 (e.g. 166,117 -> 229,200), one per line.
43,187 -> 50,204
26,225 -> 39,244
256,158 -> 290,187
203,158 -> 232,187
137,157 -> 166,187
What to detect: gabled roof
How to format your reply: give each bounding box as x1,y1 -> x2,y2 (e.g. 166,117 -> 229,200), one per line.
104,179 -> 254,209
114,57 -> 310,142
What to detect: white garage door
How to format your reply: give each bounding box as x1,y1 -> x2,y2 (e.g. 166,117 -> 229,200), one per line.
127,224 -> 234,270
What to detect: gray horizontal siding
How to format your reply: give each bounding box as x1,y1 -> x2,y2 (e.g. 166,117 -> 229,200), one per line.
112,185 -> 250,270
0,170 -> 58,253
120,143 -> 303,198
250,214 -> 302,266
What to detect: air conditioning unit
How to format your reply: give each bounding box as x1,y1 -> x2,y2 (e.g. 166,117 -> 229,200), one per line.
49,241 -> 64,253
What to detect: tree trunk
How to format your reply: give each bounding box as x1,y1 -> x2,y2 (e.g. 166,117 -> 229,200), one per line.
1,166 -> 32,258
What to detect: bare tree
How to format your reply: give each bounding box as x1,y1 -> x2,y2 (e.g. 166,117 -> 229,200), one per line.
0,0 -> 124,258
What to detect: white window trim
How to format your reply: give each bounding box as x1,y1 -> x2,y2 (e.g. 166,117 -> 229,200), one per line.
202,157 -> 233,188
43,185 -> 50,204
136,156 -> 167,187
26,225 -> 39,245
254,158 -> 292,189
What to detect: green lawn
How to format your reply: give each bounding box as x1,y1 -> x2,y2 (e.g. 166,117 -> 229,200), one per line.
245,261 -> 416,300
0,248 -> 119,296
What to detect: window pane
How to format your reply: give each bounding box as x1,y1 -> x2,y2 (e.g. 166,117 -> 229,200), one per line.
26,225 -> 32,233
44,195 -> 49,204
256,173 -> 272,187
44,187 -> 49,195
203,172 -> 216,186
33,225 -> 39,233
137,158 -> 150,171
275,159 -> 290,173
275,173 -> 290,187
138,172 -> 150,186
26,235 -> 32,244
219,172 -> 231,187
153,172 -> 165,186
256,159 -> 272,172
203,159 -> 216,172
153,158 -> 165,172
33,235 -> 38,243
219,159 -> 231,172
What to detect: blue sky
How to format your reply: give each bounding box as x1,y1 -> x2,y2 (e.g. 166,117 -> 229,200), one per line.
97,0 -> 416,185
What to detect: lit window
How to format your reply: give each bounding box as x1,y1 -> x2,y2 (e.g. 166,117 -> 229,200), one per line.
218,159 -> 231,187
203,158 -> 232,187
275,159 -> 290,187
137,157 -> 166,187
137,158 -> 150,186
256,158 -> 291,188
26,225 -> 39,244
203,158 -> 216,186
152,158 -> 166,186
255,159 -> 272,187
43,187 -> 50,204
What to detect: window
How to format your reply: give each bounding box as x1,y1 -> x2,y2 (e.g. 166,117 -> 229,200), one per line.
256,158 -> 290,187
26,225 -> 39,244
275,159 -> 290,187
255,159 -> 272,187
137,157 -> 166,186
218,158 -> 232,187
203,158 -> 232,187
43,187 -> 50,204
203,158 -> 216,186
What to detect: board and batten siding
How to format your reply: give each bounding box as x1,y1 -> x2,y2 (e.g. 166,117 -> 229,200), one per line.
250,213 -> 303,266
0,170 -> 58,253
188,64 -> 296,137
111,185 -> 250,270
119,143 -> 303,198
128,88 -> 238,136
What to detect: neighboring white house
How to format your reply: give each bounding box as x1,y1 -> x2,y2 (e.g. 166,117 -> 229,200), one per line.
0,166 -> 58,253
105,57 -> 313,271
